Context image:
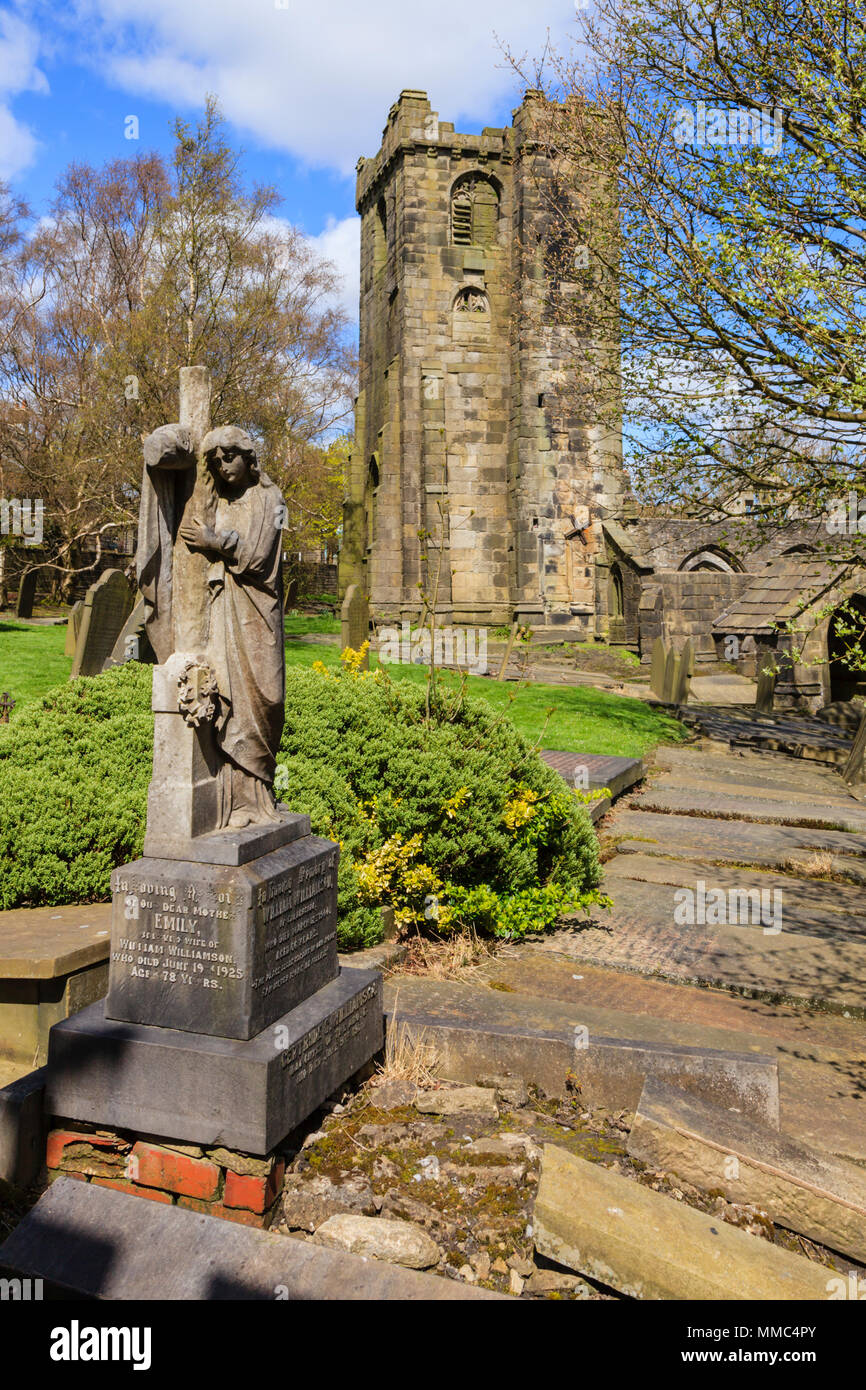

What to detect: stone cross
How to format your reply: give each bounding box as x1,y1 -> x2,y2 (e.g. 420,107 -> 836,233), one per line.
0,691 -> 14,723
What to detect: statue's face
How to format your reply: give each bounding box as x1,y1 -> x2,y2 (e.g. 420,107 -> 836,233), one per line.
211,445 -> 251,487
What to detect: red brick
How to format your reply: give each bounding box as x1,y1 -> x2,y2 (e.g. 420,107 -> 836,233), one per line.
46,1129 -> 129,1177
92,1177 -> 173,1205
224,1160 -> 285,1214
177,1196 -> 266,1228
131,1142 -> 220,1200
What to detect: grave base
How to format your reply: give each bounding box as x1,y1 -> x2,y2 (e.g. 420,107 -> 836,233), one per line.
45,967 -> 383,1155
44,1121 -> 289,1228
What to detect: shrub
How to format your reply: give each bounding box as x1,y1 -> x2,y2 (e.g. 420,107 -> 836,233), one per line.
0,663 -> 153,908
0,660 -> 605,947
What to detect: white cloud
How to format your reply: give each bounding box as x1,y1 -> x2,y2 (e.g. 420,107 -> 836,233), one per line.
308,214 -> 360,326
65,0 -> 576,174
0,10 -> 48,178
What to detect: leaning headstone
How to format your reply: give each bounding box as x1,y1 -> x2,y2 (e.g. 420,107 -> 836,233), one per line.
662,643 -> 677,703
842,706 -> 866,788
103,597 -> 155,670
64,600 -> 84,657
649,637 -> 667,699
755,663 -> 777,714
70,570 -> 134,678
341,584 -> 370,668
15,570 -> 37,620
672,639 -> 694,706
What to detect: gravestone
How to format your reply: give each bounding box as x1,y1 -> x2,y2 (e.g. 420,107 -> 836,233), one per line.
46,364 -> 383,1164
672,639 -> 694,706
70,570 -> 135,678
64,600 -> 84,657
341,584 -> 370,669
15,571 -> 37,620
755,664 -> 777,714
843,706 -> 866,789
650,637 -> 667,699
103,598 -> 155,669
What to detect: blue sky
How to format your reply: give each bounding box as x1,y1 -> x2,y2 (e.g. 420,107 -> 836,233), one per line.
1,0 -> 580,325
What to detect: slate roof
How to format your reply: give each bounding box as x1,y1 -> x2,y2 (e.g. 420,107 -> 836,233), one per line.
712,553 -> 844,634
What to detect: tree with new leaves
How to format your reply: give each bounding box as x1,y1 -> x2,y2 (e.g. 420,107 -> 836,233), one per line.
511,0 -> 866,678
512,0 -> 866,531
0,98 -> 354,599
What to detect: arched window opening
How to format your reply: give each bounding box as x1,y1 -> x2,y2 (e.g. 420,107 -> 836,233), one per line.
450,174 -> 500,249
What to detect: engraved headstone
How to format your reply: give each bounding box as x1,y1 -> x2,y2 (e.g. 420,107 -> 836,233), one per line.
70,570 -> 135,678
755,663 -> 777,714
15,570 -> 37,620
341,584 -> 369,668
672,639 -> 694,706
650,637 -> 667,699
64,600 -> 84,657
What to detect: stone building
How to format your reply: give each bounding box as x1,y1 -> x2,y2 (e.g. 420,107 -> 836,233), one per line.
340,89 -> 623,639
340,90 -> 866,709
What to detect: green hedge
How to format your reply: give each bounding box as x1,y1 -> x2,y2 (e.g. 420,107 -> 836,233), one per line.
0,663 -> 603,948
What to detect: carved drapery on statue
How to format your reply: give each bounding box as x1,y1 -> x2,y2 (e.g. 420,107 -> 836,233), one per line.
138,416 -> 287,831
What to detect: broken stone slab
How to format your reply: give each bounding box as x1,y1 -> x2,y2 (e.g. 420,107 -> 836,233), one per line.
0,1177 -> 504,1299
385,979 -> 778,1123
628,1078 -> 866,1264
312,1212 -> 441,1268
414,1085 -> 499,1117
534,1144 -> 833,1300
0,1067 -> 46,1188
571,1036 -> 778,1124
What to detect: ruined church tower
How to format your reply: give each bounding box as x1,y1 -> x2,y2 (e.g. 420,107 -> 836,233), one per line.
341,89 -> 624,638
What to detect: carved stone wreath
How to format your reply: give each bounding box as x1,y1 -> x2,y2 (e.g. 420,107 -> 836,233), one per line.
177,659 -> 219,728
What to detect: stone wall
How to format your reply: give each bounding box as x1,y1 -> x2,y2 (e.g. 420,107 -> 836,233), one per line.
638,572 -> 753,663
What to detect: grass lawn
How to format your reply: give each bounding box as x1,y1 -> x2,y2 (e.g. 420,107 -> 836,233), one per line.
2,623 -> 685,758
0,621 -> 71,710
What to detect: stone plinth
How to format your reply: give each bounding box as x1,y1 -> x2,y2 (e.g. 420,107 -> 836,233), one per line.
106,836 -> 340,1041
46,970 -> 383,1155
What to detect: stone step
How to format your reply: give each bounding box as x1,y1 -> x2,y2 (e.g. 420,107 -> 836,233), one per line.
544,901 -> 866,1016
651,766 -> 860,810
610,808 -> 866,870
630,784 -> 866,833
534,1143 -> 835,1300
0,1177 -> 505,1300
383,975 -> 779,1121
604,852 -> 864,919
653,746 -> 849,795
599,860 -> 865,942
628,1079 -> 866,1264
474,954 -> 866,1161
